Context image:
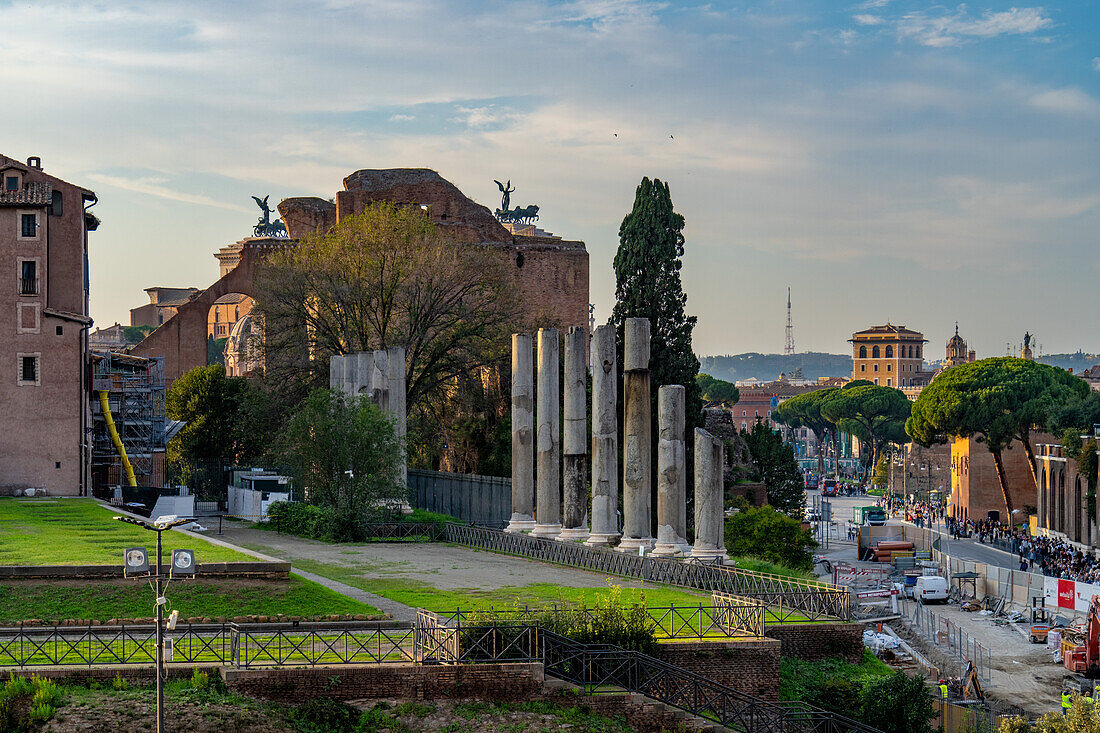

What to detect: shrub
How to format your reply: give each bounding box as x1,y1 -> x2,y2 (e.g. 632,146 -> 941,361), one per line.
0,674 -> 62,729
290,697 -> 361,733
725,505 -> 817,571
111,672 -> 128,691
266,501 -> 334,541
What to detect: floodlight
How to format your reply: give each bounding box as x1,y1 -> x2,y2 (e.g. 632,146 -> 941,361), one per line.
170,549 -> 195,577
124,547 -> 149,576
152,515 -> 179,528
166,610 -> 179,631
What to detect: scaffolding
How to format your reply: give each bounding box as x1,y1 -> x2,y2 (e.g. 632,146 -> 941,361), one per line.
90,352 -> 167,493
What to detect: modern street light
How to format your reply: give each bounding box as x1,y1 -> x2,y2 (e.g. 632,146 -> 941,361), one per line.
115,514 -> 196,733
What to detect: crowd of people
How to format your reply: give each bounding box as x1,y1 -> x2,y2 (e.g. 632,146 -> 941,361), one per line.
887,499 -> 1100,584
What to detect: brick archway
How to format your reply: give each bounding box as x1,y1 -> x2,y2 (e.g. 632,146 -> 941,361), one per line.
130,238 -> 290,383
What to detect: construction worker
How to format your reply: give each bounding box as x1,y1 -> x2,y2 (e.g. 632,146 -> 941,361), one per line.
939,680 -> 949,702
1062,689 -> 1073,717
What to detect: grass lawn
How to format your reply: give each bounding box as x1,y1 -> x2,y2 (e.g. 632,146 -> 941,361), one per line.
0,574 -> 380,624
284,556 -> 713,612
0,498 -> 253,565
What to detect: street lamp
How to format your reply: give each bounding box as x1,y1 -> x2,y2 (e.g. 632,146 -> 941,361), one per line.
115,514 -> 196,733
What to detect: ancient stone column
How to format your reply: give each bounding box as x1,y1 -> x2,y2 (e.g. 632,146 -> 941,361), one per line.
532,328 -> 562,539
386,346 -> 408,501
329,355 -> 343,391
559,327 -> 589,541
618,318 -> 653,553
651,385 -> 686,557
691,428 -> 728,562
507,334 -> 536,533
356,352 -> 375,398
342,354 -> 357,397
586,324 -> 619,547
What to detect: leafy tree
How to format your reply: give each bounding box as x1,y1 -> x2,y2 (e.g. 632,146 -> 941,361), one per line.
254,202 -> 520,410
165,364 -> 267,467
1000,694 -> 1100,733
1050,391 -> 1100,455
740,421 -> 806,515
696,373 -> 739,405
610,177 -> 701,426
724,505 -> 817,571
821,383 -> 910,481
123,324 -> 154,344
774,387 -> 839,477
908,358 -> 1087,513
278,389 -> 405,541
858,671 -> 937,733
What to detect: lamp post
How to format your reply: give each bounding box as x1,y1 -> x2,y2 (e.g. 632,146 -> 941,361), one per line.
115,515 -> 195,733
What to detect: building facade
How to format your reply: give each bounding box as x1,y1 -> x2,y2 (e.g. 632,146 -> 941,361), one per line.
849,324 -> 928,387
0,153 -> 98,495
130,287 -> 199,328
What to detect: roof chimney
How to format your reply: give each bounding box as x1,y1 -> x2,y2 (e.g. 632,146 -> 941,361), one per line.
26,157 -> 41,170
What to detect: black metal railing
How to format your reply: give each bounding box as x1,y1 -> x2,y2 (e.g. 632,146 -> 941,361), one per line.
442,524 -> 851,621
433,598 -> 766,641
524,627 -> 882,733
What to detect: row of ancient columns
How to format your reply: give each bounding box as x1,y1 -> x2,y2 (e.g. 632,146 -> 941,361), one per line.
506,319 -> 728,560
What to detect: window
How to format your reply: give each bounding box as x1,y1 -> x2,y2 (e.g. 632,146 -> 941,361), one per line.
886,363 -> 891,372
234,306 -> 239,320
19,355 -> 38,385
754,410 -> 760,417
4,176 -> 18,191
886,378 -> 891,386
55,325 -> 63,336
20,213 -> 36,238
859,346 -> 867,358
916,347 -> 921,358
51,190 -> 63,217
742,422 -> 747,430
19,261 -> 37,295
874,364 -> 879,372
742,410 -> 746,416
885,345 -> 893,358
872,345 -> 880,358
873,378 -> 879,385
860,364 -> 866,372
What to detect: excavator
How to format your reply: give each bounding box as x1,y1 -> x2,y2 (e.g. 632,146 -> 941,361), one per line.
1064,596 -> 1100,677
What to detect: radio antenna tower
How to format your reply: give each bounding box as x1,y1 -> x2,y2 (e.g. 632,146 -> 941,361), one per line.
784,287 -> 795,356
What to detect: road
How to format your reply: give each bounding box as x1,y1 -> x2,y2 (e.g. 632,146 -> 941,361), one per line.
804,488 -> 1024,571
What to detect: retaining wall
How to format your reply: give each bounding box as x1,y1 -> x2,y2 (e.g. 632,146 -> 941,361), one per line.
657,639 -> 781,700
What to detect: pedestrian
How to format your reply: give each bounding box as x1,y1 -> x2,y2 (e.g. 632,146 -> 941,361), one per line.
1063,689 -> 1073,717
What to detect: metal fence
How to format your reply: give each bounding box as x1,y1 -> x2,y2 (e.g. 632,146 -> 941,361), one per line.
900,600 -> 993,682
432,599 -> 767,641
442,523 -> 851,621
408,469 -> 510,527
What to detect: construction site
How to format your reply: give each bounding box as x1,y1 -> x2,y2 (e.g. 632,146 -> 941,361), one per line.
89,351 -> 174,495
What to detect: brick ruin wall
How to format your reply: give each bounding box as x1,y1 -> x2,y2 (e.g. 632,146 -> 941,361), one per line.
656,639 -> 781,700
765,623 -> 863,663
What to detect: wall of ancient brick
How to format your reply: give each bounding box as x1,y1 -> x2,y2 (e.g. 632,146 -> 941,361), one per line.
951,433 -> 1050,522
655,639 -> 781,700
764,623 -> 863,663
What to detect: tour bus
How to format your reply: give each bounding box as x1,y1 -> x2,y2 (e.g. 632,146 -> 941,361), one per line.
821,478 -> 839,497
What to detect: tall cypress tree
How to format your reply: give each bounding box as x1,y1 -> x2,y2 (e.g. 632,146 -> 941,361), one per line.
611,177 -> 702,427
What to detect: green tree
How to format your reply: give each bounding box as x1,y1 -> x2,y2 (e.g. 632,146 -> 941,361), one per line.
908,358 -> 1087,514
774,387 -> 839,477
278,389 -> 405,541
696,373 -> 739,405
724,505 -> 817,571
610,177 -> 701,426
741,421 -> 806,515
822,383 -> 910,481
1049,391 -> 1100,456
858,671 -> 937,733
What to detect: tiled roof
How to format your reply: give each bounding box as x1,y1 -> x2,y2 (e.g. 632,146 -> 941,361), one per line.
0,182 -> 51,206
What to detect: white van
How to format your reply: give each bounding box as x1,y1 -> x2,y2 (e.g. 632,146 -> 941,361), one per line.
914,575 -> 948,604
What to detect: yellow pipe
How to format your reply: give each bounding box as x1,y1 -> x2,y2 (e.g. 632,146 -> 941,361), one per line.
98,390 -> 137,487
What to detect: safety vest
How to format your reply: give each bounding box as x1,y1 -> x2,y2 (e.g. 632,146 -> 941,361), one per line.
939,684 -> 949,700
1063,693 -> 1073,710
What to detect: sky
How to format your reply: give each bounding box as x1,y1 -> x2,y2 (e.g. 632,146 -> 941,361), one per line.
3,0 -> 1098,358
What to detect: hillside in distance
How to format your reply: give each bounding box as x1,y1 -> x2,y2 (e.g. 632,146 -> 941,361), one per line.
1038,352 -> 1100,372
699,352 -> 852,383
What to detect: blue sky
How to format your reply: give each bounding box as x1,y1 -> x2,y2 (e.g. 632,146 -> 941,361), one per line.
2,0 -> 1098,357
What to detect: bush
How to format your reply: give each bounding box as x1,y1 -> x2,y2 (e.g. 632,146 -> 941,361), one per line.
265,501 -> 334,541
725,505 -> 817,571
290,697 -> 361,733
859,670 -> 937,733
0,674 -> 62,729
780,651 -> 892,718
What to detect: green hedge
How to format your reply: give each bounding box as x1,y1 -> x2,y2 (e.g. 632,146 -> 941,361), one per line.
265,501 -> 334,540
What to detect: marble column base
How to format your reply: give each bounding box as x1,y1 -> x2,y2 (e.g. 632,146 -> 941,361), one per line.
557,526 -> 590,542
585,532 -> 619,547
616,535 -> 655,554
689,547 -> 728,562
531,523 -> 562,539
505,514 -> 536,533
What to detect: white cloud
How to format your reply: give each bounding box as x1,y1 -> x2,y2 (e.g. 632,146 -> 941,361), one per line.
896,7 -> 1052,47
1093,57 -> 1100,71
856,0 -> 892,8
1029,88 -> 1100,115
85,174 -> 252,212
853,14 -> 885,26
389,114 -> 416,122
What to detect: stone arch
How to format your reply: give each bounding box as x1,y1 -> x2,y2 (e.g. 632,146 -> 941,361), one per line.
130,238 -> 291,383
1074,475 -> 1083,543
1038,466 -> 1047,528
